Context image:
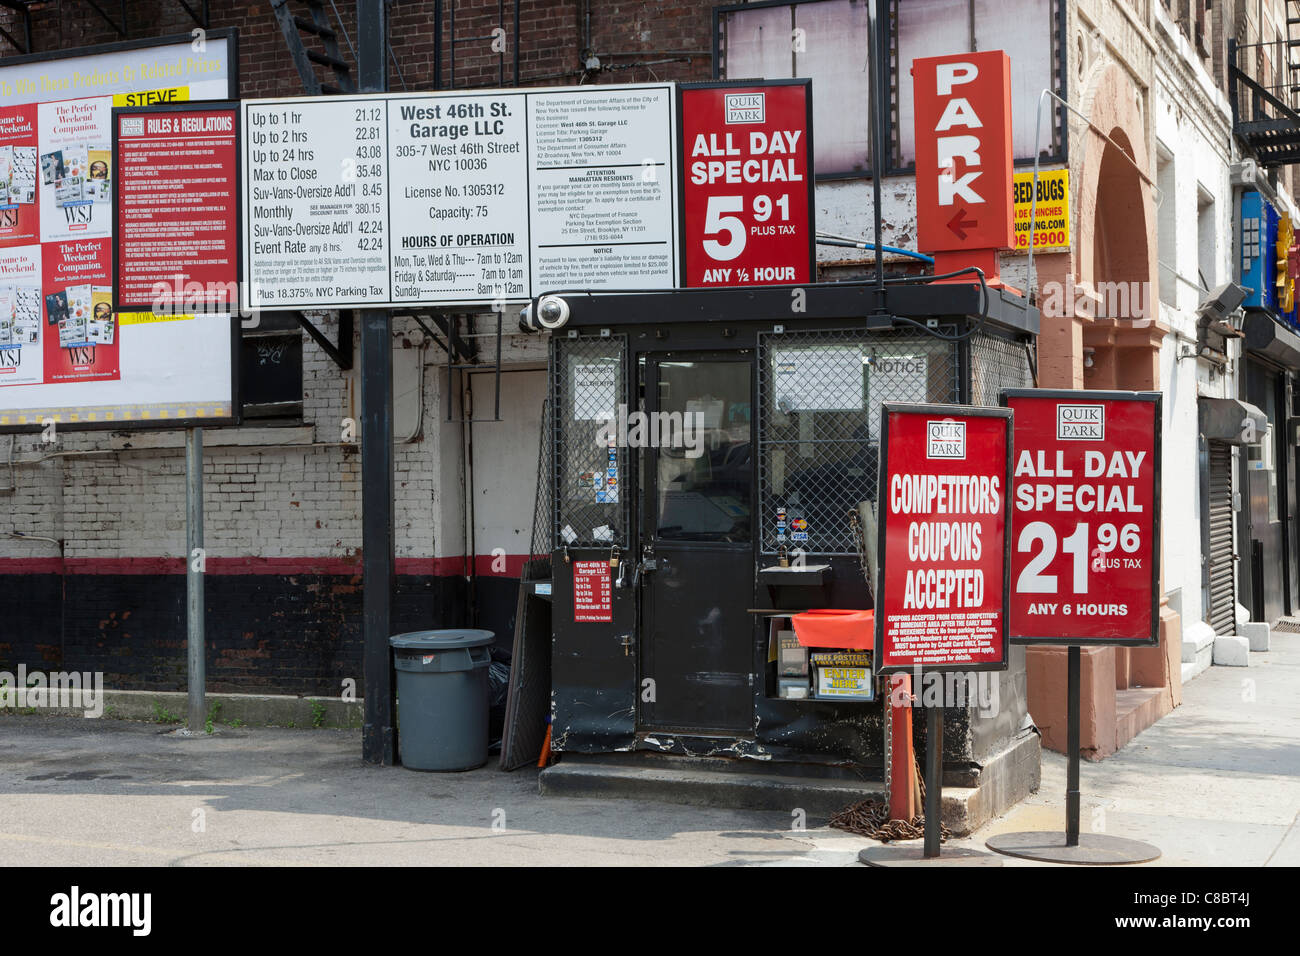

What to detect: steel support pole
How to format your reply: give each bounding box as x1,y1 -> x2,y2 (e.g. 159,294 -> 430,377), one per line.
1066,644 -> 1081,846
924,704 -> 943,859
185,427 -> 205,734
358,0 -> 395,765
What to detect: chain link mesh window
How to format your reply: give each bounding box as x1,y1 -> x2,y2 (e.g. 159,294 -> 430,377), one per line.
525,392 -> 554,580
552,334 -> 628,549
969,331 -> 1035,406
757,328 -> 960,555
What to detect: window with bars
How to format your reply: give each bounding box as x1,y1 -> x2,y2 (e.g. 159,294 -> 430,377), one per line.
552,334 -> 629,550
756,328 -> 961,555
716,0 -> 1065,178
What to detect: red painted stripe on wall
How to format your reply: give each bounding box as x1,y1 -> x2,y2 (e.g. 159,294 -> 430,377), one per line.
0,554 -> 544,576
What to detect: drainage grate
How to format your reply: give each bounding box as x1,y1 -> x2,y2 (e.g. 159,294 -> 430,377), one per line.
1273,617 -> 1300,633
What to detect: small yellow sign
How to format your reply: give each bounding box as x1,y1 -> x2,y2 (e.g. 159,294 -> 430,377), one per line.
1013,168 -> 1070,252
112,86 -> 191,107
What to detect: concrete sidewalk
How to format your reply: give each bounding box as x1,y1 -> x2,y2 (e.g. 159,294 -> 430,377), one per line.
1,634 -> 1296,866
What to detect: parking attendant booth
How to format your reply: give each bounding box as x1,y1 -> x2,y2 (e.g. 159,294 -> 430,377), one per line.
525,281 -> 1042,820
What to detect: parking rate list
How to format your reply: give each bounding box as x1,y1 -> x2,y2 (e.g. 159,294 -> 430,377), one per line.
245,101 -> 389,306
242,85 -> 678,311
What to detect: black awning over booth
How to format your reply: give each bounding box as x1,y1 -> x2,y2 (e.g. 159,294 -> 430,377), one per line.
553,281 -> 1040,338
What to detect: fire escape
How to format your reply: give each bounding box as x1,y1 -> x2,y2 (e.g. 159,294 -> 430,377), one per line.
0,1 -> 213,55
1229,8 -> 1300,167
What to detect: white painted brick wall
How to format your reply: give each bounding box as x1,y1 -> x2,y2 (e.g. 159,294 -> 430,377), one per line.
0,314 -> 549,564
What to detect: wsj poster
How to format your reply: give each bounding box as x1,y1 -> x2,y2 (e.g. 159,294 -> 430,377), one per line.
0,33 -> 236,429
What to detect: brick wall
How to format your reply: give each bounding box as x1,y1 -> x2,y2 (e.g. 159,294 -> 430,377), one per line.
1,1 -> 715,94
0,0 -> 717,693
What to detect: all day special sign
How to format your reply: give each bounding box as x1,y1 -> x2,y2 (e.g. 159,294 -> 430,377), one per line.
1003,390 -> 1161,645
874,404 -> 1012,674
912,50 -> 1014,255
679,81 -> 814,287
241,84 -> 679,311
0,33 -> 237,430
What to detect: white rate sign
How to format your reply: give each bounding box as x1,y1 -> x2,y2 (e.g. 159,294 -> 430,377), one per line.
241,84 -> 680,312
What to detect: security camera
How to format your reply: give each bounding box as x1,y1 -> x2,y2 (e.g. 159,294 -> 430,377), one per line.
518,295 -> 571,333
537,295 -> 570,329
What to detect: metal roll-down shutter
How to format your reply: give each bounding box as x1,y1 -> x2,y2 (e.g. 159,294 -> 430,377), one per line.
1206,441 -> 1237,636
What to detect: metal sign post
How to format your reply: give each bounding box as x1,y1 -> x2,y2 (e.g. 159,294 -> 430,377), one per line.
862,404 -> 1012,867
357,0 -> 396,766
185,426 -> 205,734
986,390 -> 1162,865
923,705 -> 943,858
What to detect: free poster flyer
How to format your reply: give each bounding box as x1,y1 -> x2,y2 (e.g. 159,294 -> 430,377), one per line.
0,32 -> 237,429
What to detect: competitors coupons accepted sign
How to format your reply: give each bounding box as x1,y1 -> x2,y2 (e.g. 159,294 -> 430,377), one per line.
679,81 -> 814,288
874,404 -> 1012,675
1002,390 -> 1161,645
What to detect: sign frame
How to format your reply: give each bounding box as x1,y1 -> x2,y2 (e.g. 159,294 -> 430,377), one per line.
0,30 -> 240,434
239,83 -> 681,313
873,402 -> 1014,676
676,78 -> 816,289
0,29 -> 239,96
110,99 -> 242,316
1000,388 -> 1162,648
912,50 -> 1015,256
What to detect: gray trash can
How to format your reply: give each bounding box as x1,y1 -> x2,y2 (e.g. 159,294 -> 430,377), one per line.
390,629 -> 494,771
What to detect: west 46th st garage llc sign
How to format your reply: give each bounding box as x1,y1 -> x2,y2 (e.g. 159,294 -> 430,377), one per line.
241,83 -> 680,311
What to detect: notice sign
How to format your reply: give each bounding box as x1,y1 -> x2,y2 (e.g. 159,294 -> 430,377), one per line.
573,560 -> 613,623
874,404 -> 1012,674
114,103 -> 239,311
1012,168 -> 1070,253
679,81 -> 814,287
241,84 -> 678,311
1003,389 -> 1161,646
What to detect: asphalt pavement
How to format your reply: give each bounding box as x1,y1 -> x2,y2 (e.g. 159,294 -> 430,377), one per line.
1,632 -> 1296,866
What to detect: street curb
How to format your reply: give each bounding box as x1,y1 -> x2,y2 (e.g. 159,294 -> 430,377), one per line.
27,689 -> 364,730
539,731 -> 1042,836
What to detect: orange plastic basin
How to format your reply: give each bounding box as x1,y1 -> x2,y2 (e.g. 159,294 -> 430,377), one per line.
791,608 -> 874,650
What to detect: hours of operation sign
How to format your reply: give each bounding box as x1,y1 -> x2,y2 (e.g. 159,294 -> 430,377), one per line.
1002,389 -> 1161,646
241,84 -> 678,311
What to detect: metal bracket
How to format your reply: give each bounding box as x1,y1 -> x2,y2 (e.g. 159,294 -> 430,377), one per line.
175,0 -> 210,28
294,310 -> 354,370
0,1 -> 34,54
82,0 -> 127,36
